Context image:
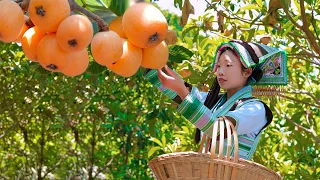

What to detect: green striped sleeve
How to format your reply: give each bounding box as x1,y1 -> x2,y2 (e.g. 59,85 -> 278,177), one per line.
144,69 -> 177,99
176,93 -> 218,137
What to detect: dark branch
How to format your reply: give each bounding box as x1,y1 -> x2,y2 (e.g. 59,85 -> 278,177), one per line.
300,0 -> 320,54
281,94 -> 320,108
68,0 -> 109,32
94,156 -> 115,178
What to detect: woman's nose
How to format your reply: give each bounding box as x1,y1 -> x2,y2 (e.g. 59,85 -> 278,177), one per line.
218,67 -> 225,76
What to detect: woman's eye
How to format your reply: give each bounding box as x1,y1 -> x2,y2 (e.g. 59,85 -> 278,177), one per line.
227,64 -> 232,67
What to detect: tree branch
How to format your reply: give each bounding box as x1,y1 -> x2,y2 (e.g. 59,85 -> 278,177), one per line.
286,35 -> 320,64
88,123 -> 96,180
14,0 -> 30,12
208,31 -> 236,41
274,107 -> 320,144
280,2 -> 303,30
212,4 -> 309,41
288,53 -> 320,65
270,24 -> 307,39
13,0 -> 24,3
42,158 -> 63,178
220,6 -> 263,25
38,117 -> 46,180
281,94 -> 320,108
290,56 -> 320,66
68,0 -> 109,32
94,156 -> 115,178
286,85 -> 320,105
289,51 -> 320,59
300,0 -> 320,55
311,8 -> 320,42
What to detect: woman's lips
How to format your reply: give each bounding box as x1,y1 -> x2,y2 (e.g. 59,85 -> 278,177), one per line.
218,78 -> 226,83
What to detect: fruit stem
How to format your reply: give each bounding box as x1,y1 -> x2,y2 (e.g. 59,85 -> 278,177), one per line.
26,18 -> 35,27
68,0 -> 109,32
13,0 -> 30,12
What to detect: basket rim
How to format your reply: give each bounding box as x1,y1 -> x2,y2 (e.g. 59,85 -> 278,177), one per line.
148,151 -> 281,178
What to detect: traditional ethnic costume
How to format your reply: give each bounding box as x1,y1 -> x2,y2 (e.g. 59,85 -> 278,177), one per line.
144,40 -> 287,160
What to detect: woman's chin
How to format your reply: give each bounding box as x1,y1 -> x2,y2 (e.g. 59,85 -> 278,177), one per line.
218,82 -> 228,89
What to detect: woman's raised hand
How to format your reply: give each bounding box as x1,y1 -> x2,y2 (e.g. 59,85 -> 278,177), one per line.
157,65 -> 190,100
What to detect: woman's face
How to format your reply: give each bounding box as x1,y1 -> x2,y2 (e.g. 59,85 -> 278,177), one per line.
215,50 -> 252,91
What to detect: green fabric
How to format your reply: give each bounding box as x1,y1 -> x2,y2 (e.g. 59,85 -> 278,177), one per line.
145,69 -> 177,99
177,85 -> 253,136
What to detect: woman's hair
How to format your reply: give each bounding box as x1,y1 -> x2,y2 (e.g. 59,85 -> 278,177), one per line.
194,45 -> 263,143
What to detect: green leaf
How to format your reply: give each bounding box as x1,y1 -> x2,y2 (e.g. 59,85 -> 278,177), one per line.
75,0 -> 105,11
167,144 -> 173,152
240,4 -> 260,11
182,26 -> 197,38
76,0 -> 129,18
86,61 -> 106,75
181,126 -> 189,134
100,0 -> 130,16
91,9 -> 116,23
175,131 -> 187,134
304,0 -> 314,5
159,110 -> 171,123
161,135 -> 166,147
231,4 -> 235,11
255,0 -> 263,7
247,28 -> 256,42
280,0 -> 290,11
149,137 -> 163,147
291,112 -> 303,122
169,45 -> 194,63
174,0 -> 183,9
146,110 -> 159,120
293,0 -> 301,13
173,134 -> 185,139
148,146 -> 161,157
192,32 -> 199,43
282,24 -> 294,36
32,63 -> 50,75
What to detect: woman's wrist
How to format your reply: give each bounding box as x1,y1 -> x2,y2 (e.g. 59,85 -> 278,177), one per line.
177,86 -> 190,100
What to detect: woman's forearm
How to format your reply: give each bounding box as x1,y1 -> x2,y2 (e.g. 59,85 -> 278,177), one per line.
177,86 -> 190,100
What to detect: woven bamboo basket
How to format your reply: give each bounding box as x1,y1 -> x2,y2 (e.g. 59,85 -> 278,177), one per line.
148,116 -> 281,180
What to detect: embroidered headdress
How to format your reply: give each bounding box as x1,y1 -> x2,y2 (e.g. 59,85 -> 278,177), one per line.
211,40 -> 288,97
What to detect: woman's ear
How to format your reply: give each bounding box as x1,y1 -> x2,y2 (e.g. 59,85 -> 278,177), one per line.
243,68 -> 253,77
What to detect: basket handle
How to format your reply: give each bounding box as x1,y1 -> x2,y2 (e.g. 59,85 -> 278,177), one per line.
198,116 -> 240,178
198,116 -> 239,157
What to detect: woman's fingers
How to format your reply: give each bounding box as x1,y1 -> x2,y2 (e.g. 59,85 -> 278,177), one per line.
157,68 -> 168,83
164,65 -> 178,78
158,68 -> 173,79
157,69 -> 165,79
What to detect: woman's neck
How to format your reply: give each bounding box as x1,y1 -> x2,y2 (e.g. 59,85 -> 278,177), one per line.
226,85 -> 246,99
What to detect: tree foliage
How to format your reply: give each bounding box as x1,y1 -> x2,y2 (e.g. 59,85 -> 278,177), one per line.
0,0 -> 319,179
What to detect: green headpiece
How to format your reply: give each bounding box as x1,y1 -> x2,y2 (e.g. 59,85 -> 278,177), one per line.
212,40 -> 288,85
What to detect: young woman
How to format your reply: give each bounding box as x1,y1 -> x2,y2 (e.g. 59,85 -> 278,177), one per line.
144,40 -> 287,160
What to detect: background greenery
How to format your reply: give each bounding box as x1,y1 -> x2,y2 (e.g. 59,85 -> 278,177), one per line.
0,0 -> 319,179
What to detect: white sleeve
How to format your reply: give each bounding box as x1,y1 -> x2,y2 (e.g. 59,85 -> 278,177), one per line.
190,86 -> 208,104
225,101 -> 267,136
